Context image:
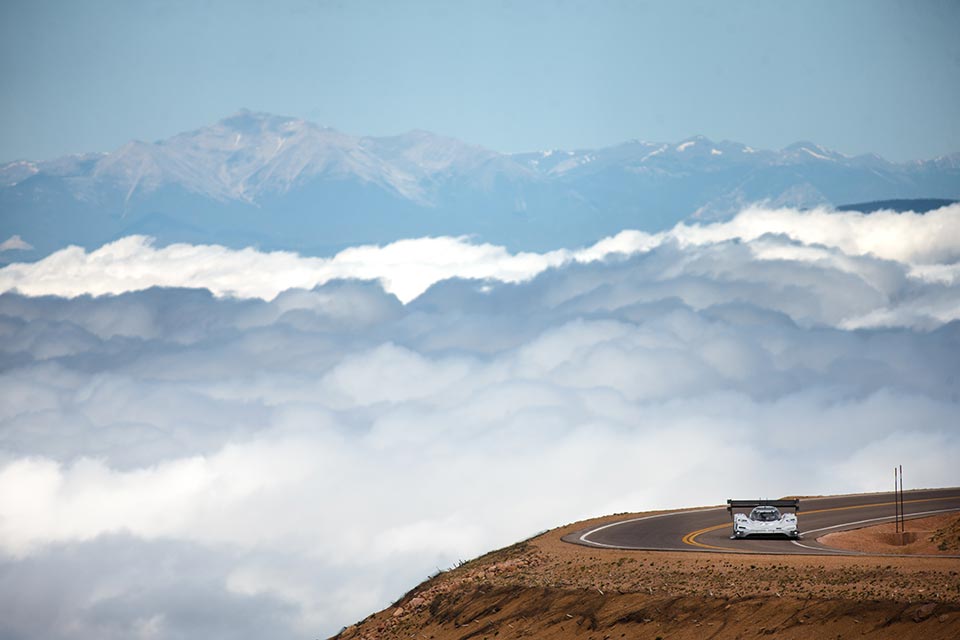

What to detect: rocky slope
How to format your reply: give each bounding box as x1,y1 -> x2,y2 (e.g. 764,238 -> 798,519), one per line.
333,511 -> 960,639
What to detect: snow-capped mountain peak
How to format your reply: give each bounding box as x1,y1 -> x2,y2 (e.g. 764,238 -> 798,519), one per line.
781,140 -> 849,163
0,160 -> 39,187
3,112 -> 956,260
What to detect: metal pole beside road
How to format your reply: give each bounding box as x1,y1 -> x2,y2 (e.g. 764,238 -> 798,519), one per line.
894,466 -> 899,533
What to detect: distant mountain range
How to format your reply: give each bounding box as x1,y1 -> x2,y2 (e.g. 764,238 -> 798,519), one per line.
2,110 -> 958,259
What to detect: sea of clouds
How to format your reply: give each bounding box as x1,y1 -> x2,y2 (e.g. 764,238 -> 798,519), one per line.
1,205 -> 958,639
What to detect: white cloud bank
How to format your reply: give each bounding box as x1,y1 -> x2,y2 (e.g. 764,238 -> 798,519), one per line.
0,204 -> 959,639
2,204 -> 958,305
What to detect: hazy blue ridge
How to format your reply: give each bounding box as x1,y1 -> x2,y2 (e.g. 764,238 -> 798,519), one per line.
836,198 -> 958,213
1,111 -> 958,262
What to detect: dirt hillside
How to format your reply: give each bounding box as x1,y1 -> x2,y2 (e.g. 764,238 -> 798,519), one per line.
822,512 -> 960,555
333,511 -> 960,639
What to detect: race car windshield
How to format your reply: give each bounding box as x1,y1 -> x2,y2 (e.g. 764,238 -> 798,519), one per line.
750,508 -> 780,521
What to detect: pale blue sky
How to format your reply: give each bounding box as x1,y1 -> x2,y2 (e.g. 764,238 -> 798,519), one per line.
1,0 -> 958,162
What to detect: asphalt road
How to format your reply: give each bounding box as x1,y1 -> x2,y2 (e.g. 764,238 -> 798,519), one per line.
563,488 -> 960,555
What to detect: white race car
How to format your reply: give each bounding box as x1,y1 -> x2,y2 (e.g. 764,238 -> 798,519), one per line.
727,499 -> 800,539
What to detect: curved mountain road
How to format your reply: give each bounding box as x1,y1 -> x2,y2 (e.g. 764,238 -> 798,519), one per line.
563,488 -> 960,556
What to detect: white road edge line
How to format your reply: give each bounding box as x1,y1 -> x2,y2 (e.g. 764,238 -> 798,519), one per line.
790,507 -> 960,552
578,507 -> 722,548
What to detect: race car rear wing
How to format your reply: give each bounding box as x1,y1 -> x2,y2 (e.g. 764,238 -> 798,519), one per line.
727,499 -> 800,512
